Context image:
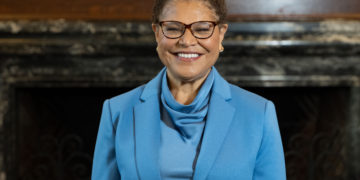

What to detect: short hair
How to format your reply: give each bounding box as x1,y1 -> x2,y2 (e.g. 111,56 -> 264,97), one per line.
152,0 -> 227,24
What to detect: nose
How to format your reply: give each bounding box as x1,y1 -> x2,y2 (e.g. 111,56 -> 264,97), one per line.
178,28 -> 197,47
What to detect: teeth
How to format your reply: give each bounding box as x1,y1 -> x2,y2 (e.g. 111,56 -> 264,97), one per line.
178,53 -> 199,58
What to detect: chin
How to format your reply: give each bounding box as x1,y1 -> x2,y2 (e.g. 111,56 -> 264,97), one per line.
173,68 -> 210,82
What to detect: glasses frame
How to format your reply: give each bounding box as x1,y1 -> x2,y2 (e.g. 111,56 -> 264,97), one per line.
158,21 -> 218,39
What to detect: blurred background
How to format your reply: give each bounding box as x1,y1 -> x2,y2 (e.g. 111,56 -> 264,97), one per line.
0,0 -> 360,179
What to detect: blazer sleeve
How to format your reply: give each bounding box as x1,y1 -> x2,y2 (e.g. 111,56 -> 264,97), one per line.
253,101 -> 286,180
92,99 -> 121,180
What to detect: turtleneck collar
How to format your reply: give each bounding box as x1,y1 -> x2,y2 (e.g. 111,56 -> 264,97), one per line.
160,68 -> 215,141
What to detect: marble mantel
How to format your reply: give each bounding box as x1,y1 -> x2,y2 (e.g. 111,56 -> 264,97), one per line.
1,20 -> 360,86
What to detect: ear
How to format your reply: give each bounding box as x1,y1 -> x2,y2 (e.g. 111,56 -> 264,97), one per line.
152,23 -> 160,43
218,23 -> 228,43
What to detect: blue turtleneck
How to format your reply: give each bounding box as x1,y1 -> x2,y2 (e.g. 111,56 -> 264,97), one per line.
159,68 -> 215,179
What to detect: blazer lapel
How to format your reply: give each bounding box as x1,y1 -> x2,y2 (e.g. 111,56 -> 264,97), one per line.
133,68 -> 165,180
134,96 -> 162,180
193,68 -> 235,180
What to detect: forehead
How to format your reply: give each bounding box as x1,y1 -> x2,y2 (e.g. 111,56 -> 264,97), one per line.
159,0 -> 218,23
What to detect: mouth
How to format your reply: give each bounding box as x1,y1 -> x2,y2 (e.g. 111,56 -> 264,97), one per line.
172,52 -> 203,62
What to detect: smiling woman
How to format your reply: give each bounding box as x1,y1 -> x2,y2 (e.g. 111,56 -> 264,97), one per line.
152,0 -> 228,104
91,0 -> 286,179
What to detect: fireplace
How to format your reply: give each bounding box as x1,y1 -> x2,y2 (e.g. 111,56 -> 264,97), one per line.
0,20 -> 360,180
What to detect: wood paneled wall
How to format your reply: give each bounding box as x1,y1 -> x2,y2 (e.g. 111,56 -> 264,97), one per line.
0,0 -> 360,21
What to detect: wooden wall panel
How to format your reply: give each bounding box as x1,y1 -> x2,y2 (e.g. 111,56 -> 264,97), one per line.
0,0 -> 156,21
0,0 -> 359,21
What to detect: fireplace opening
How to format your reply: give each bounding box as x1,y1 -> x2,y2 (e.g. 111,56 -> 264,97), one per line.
8,86 -> 350,180
11,87 -> 133,180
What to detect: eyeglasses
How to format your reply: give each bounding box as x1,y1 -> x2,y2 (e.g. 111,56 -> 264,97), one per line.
158,21 -> 218,39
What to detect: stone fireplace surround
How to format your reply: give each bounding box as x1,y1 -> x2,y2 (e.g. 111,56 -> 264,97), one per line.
0,20 -> 360,180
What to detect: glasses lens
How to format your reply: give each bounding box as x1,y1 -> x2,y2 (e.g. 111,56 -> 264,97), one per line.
192,22 -> 214,38
162,22 -> 184,38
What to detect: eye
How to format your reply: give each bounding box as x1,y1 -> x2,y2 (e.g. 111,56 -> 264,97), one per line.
194,28 -> 211,32
165,27 -> 182,31
192,22 -> 213,33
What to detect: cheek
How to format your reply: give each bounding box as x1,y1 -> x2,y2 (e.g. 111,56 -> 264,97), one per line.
157,38 -> 177,65
159,40 -> 171,51
199,29 -> 221,52
200,37 -> 220,53
158,37 -> 176,53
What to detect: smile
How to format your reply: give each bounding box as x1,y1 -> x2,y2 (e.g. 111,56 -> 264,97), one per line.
178,53 -> 199,58
174,52 -> 202,62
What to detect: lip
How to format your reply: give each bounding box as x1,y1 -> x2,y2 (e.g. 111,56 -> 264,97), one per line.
172,51 -> 203,62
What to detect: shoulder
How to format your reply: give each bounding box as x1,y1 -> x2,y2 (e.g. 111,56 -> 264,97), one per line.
107,85 -> 145,111
102,68 -> 164,124
226,83 -> 277,127
226,84 -> 278,137
101,85 -> 145,123
100,85 -> 148,128
228,83 -> 270,112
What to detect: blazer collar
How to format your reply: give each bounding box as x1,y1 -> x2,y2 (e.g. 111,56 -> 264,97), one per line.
192,69 -> 235,180
211,67 -> 232,101
139,67 -> 166,101
135,66 -> 234,180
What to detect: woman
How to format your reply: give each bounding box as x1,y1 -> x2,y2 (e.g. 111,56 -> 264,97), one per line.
92,0 -> 286,179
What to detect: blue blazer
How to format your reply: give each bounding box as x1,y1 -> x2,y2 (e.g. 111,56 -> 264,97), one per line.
92,68 -> 286,180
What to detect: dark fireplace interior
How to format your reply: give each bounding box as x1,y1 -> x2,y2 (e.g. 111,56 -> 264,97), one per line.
8,86 -> 350,180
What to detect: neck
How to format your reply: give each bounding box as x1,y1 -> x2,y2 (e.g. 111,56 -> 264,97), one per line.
166,69 -> 211,105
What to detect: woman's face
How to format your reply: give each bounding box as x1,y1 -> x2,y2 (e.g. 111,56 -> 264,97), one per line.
152,0 -> 228,82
